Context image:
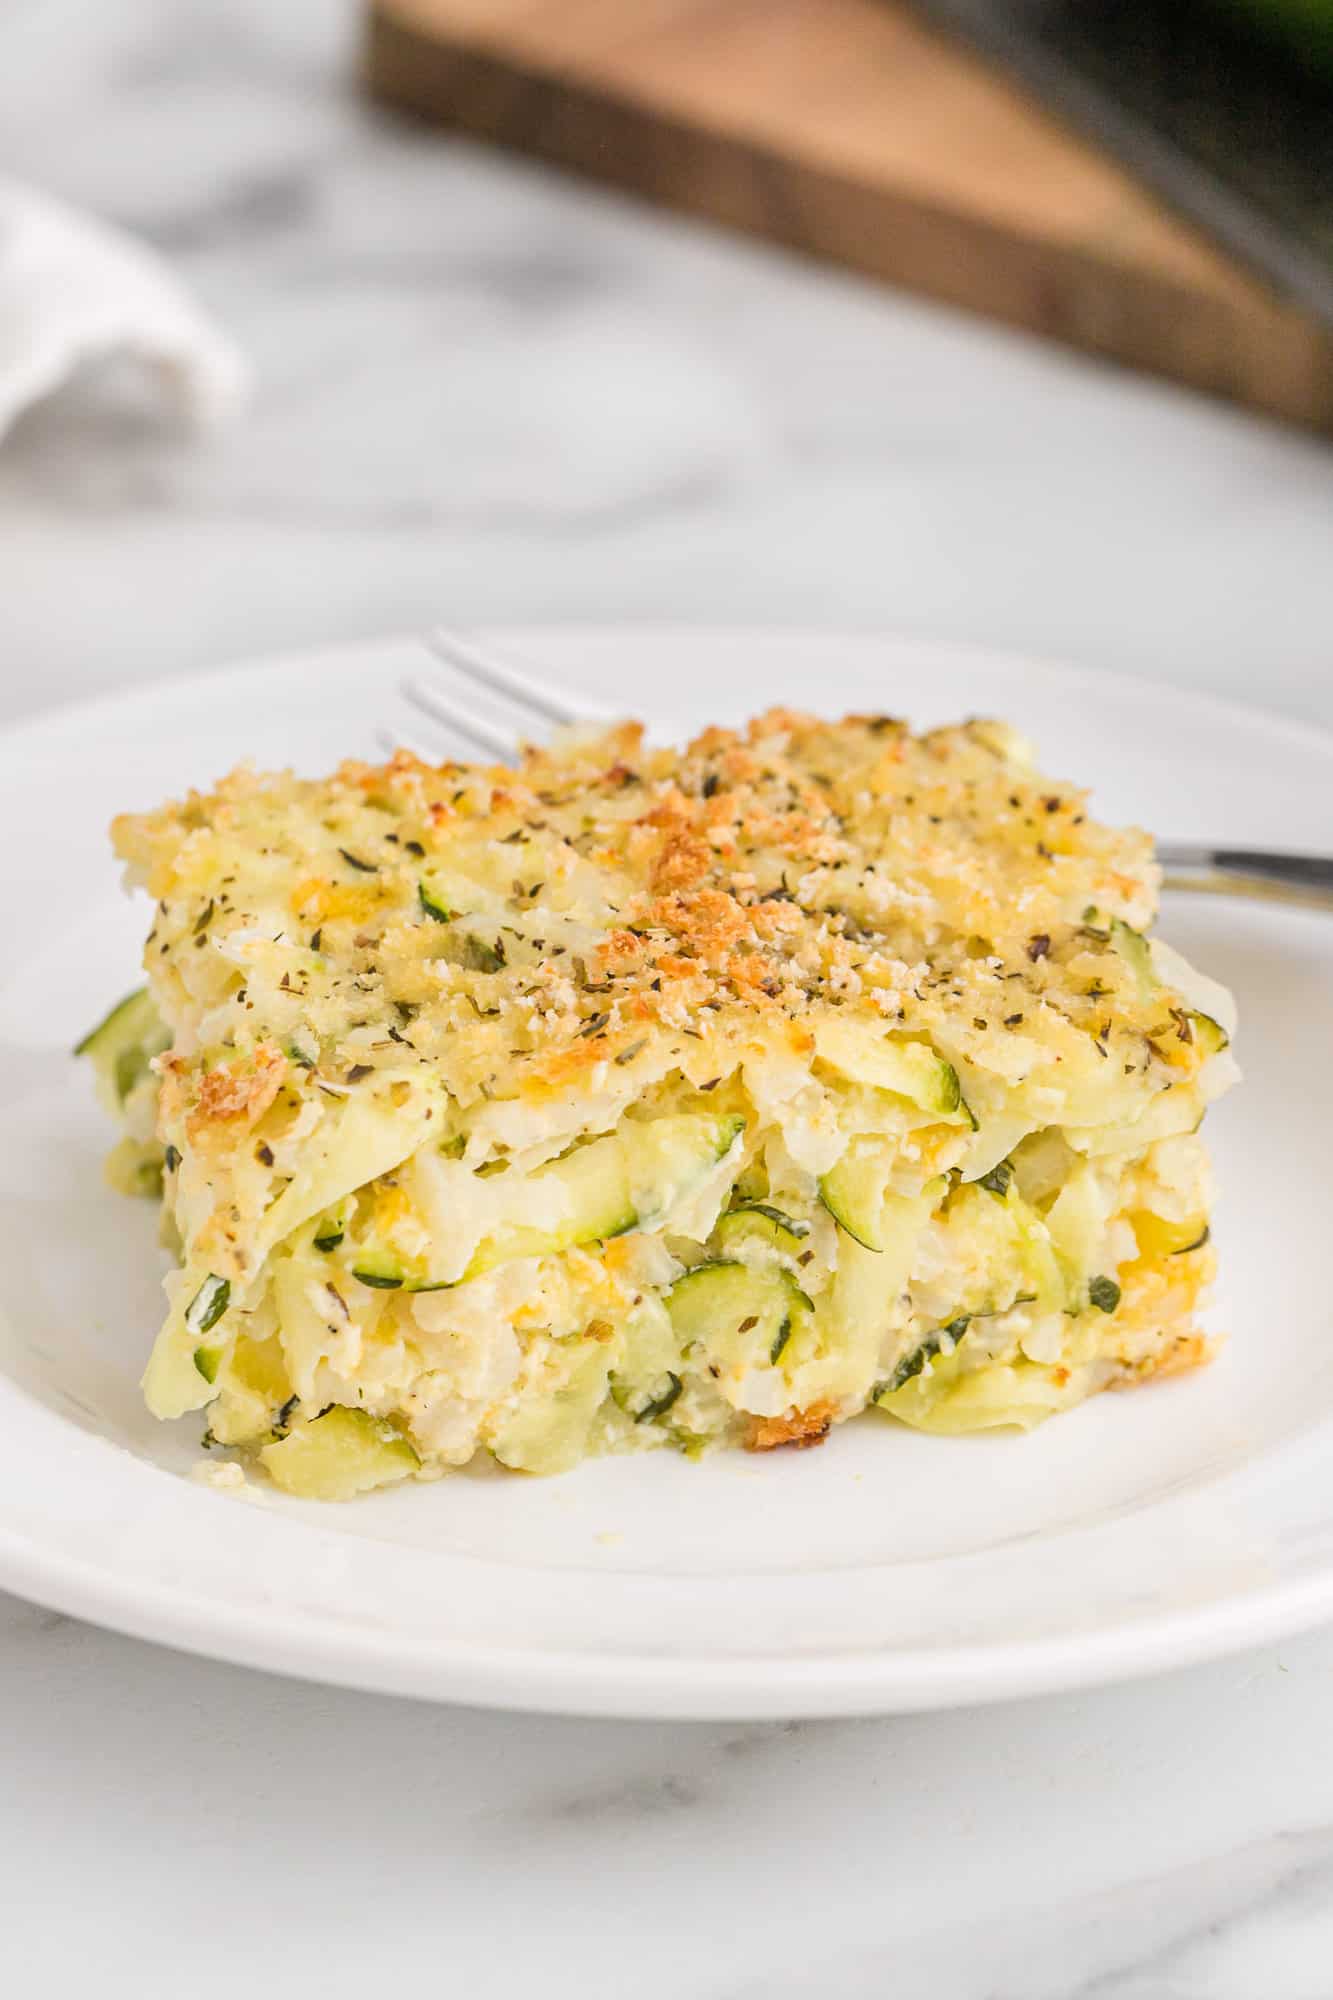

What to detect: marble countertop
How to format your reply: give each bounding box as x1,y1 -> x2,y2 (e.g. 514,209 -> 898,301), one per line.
4,3 -> 1333,1993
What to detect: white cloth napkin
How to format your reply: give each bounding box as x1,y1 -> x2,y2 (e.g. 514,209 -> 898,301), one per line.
0,177 -> 247,445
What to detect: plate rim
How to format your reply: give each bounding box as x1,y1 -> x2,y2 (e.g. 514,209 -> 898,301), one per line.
4,1514 -> 1333,1719
4,623 -> 1332,1719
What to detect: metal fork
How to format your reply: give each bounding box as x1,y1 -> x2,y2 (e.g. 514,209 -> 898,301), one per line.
388,629 -> 1333,910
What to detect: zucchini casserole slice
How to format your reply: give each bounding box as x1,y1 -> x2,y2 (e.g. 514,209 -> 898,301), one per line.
81,708 -> 1238,1499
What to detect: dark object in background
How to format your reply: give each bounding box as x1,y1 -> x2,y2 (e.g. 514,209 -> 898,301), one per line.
1225,0 -> 1333,75
916,0 -> 1333,329
366,0 -> 1333,433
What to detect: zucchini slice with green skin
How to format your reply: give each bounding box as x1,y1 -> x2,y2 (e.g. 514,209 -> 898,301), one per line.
609,1302 -> 684,1427
874,1350 -> 1082,1434
260,1406 -> 419,1500
1110,917 -> 1155,998
623,1112 -> 745,1222
185,1273 -> 230,1336
1132,1212 -> 1210,1259
74,985 -> 163,1067
818,1136 -> 904,1252
812,1019 -> 963,1118
460,934 -> 505,974
327,1111 -> 745,1291
75,986 -> 169,1113
731,1161 -> 770,1205
1111,921 -> 1230,1061
465,1110 -> 742,1280
347,1245 -> 449,1293
1114,922 -> 1232,1061
665,1261 -> 813,1383
873,1316 -> 971,1401
826,1185 -> 936,1382
185,1274 -> 232,1380
312,1198 -> 349,1253
255,1095 -> 442,1269
462,1132 -> 639,1279
871,1289 -> 1039,1409
620,1370 -> 684,1424
104,1135 -> 164,1200
418,880 -> 453,923
1191,1010 -> 1230,1055
351,1259 -> 405,1290
490,1340 -> 616,1475
207,1334 -> 294,1447
713,1202 -> 811,1258
940,1180 -> 1069,1316
1065,1085 -> 1206,1160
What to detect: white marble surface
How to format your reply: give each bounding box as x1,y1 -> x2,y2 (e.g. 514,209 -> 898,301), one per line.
4,3 -> 1333,1993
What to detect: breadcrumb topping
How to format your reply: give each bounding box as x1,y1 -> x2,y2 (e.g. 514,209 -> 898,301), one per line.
114,708 -> 1186,1134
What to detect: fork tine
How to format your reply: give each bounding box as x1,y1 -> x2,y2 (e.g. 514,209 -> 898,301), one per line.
374,722 -> 446,763
399,675 -> 518,761
425,627 -> 584,727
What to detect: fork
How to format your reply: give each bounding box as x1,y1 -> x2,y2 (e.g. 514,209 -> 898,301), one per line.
388,629 -> 1333,911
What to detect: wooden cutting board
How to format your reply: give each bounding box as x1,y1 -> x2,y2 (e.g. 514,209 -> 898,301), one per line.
364,0 -> 1333,433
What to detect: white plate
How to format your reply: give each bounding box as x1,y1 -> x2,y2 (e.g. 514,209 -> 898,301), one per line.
2,628 -> 1332,1719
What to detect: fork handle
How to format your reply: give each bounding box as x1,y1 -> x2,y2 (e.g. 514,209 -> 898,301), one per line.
1159,843 -> 1333,909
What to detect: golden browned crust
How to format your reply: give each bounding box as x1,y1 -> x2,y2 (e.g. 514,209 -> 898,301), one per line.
112,708 -> 1190,1141
745,1401 -> 838,1452
187,1045 -> 286,1136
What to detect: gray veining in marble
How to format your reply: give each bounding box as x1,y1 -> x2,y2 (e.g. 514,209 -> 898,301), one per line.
9,1581 -> 1333,1997
3,3 -> 1333,1995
